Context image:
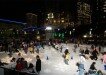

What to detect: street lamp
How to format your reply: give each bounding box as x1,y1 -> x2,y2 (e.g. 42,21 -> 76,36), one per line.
83,35 -> 87,38
45,26 -> 53,40
73,29 -> 75,31
70,31 -> 72,35
45,26 -> 52,31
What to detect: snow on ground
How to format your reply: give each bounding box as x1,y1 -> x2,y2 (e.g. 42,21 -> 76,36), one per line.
0,43 -> 106,75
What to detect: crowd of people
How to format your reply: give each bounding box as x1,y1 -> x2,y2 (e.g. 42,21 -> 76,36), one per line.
64,44 -> 106,75
0,52 -> 41,75
0,39 -> 46,57
52,42 -> 106,75
0,39 -> 44,75
0,39 -> 106,75
15,54 -> 41,74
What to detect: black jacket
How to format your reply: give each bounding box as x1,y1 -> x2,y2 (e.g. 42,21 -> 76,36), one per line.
36,59 -> 41,72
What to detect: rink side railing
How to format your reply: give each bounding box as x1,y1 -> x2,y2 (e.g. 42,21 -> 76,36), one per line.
0,67 -> 37,75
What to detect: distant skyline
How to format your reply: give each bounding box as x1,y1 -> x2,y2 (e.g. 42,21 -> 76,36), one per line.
0,0 -> 77,22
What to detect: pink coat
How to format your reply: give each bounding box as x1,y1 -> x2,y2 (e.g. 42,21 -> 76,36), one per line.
102,54 -> 106,64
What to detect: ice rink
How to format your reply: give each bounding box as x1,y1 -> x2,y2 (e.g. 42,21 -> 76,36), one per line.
0,44 -> 106,75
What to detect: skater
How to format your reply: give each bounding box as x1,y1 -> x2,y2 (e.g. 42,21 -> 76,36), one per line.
84,47 -> 90,59
8,42 -> 13,57
90,62 -> 97,70
28,63 -> 36,74
74,44 -> 77,52
46,56 -> 49,60
64,49 -> 70,65
80,55 -> 86,64
36,44 -> 40,53
36,55 -> 41,74
90,48 -> 98,60
70,51 -> 74,60
23,43 -> 28,54
60,45 -> 63,52
102,52 -> 106,70
96,70 -> 103,75
89,62 -> 97,74
98,46 -> 101,53
76,62 -> 85,75
102,52 -> 106,63
79,47 -> 84,56
91,45 -> 95,50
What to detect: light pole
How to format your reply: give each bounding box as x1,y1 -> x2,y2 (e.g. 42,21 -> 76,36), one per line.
45,26 -> 53,40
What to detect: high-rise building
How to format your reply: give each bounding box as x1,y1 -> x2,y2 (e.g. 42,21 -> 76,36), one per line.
102,1 -> 106,24
90,0 -> 106,25
44,12 -> 74,40
103,1 -> 106,12
77,0 -> 91,25
44,12 -> 72,28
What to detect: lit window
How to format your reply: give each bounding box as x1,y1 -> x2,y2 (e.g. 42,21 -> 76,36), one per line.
54,20 -> 56,23
47,13 -> 54,19
61,20 -> 64,23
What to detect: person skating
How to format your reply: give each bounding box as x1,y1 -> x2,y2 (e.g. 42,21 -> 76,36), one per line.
101,52 -> 106,70
76,62 -> 85,75
74,44 -> 77,52
36,55 -> 41,74
84,47 -> 90,59
28,63 -> 36,74
64,49 -> 70,65
91,48 -> 98,60
89,62 -> 97,74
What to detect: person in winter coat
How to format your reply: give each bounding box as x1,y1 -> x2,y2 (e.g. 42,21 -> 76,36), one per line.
79,47 -> 84,55
85,47 -> 89,54
89,62 -> 97,74
90,62 -> 97,70
28,63 -> 36,74
80,55 -> 86,64
76,62 -> 85,75
65,52 -> 70,64
102,52 -> 106,70
91,45 -> 94,50
15,58 -> 23,71
36,55 -> 41,74
91,48 -> 98,60
64,49 -> 70,65
74,44 -> 77,52
96,70 -> 103,75
102,52 -> 106,64
84,47 -> 90,59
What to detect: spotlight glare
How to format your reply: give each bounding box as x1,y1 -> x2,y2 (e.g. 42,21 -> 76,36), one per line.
45,26 -> 52,30
83,35 -> 87,38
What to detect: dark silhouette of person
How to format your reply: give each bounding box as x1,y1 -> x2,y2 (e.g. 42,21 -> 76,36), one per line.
90,62 -> 97,70
36,55 -> 41,74
89,62 -> 97,74
91,48 -> 98,60
85,47 -> 89,54
28,63 -> 35,73
15,58 -> 23,71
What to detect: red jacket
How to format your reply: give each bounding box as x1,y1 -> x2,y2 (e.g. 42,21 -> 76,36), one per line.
16,63 -> 23,71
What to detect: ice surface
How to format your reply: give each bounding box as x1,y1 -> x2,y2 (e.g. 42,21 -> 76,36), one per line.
0,44 -> 106,75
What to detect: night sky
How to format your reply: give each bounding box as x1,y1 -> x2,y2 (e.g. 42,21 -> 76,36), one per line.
0,0 -> 77,22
